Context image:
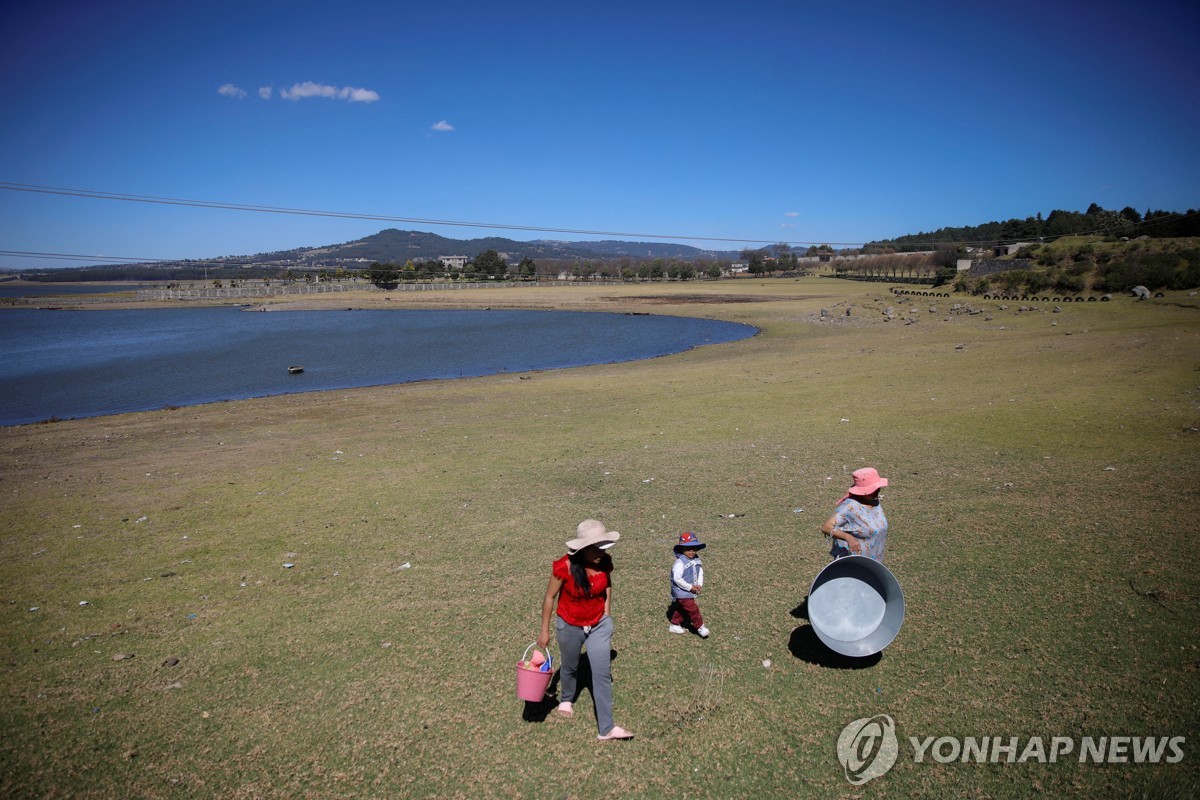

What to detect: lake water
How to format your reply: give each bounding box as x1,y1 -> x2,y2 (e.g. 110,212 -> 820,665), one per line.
0,307 -> 756,425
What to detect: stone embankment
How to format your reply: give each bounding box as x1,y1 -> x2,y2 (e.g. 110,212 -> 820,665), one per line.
135,280 -> 522,301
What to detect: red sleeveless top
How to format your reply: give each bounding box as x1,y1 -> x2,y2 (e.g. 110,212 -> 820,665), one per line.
552,555 -> 609,627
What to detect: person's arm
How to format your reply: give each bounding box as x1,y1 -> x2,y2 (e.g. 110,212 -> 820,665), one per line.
822,513 -> 862,554
671,559 -> 693,592
537,575 -> 564,648
604,584 -> 611,618
694,565 -> 703,593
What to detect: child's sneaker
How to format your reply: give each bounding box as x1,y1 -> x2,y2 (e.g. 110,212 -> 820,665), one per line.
697,625 -> 710,638
668,624 -> 687,634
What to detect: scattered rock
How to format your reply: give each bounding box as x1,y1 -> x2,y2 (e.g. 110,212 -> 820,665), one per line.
163,656 -> 180,667
112,653 -> 134,662
1132,285 -> 1151,299
955,343 -> 967,350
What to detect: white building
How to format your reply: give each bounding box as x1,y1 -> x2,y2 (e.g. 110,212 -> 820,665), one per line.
439,255 -> 469,270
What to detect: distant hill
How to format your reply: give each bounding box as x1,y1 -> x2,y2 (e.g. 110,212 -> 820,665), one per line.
7,228 -> 746,281
280,229 -> 741,265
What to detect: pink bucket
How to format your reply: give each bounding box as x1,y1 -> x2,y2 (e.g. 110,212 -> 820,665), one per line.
515,643 -> 554,702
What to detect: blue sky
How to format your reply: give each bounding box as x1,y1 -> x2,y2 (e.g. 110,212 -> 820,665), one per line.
1,0 -> 1198,269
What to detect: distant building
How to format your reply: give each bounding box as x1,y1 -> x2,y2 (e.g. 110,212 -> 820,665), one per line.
439,255 -> 469,270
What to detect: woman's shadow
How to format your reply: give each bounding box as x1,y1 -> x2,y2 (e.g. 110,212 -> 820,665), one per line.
521,649 -> 618,722
521,670 -> 562,722
788,597 -> 881,669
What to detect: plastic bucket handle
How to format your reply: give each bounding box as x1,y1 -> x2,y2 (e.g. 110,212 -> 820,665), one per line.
521,642 -> 552,671
516,643 -> 554,701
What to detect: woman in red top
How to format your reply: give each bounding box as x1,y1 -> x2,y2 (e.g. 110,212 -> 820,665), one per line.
537,519 -> 634,740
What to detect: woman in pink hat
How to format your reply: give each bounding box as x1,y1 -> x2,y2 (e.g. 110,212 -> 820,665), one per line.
820,467 -> 890,562
536,519 -> 634,741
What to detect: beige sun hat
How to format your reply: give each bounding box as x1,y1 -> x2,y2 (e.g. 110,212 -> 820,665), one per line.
566,519 -> 620,553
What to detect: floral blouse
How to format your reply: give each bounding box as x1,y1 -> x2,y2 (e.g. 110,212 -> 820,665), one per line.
829,498 -> 889,562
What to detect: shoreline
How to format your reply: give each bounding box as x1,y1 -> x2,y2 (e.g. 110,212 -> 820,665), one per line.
2,278 -> 1197,797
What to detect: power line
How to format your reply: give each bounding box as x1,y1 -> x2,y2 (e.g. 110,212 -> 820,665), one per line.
0,250 -> 323,268
2,181 -> 1196,260
0,250 -> 171,264
0,181 -> 866,248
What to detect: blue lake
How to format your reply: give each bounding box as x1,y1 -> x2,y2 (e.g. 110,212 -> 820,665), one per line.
0,307 -> 756,425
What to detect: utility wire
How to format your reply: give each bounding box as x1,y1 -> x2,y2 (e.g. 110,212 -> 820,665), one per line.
0,181 -> 864,248
2,181 -> 1196,260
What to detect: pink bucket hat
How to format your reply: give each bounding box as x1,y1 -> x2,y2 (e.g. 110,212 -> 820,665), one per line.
566,519 -> 620,553
847,467 -> 889,496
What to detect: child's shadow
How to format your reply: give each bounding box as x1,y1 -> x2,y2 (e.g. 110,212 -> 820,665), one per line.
522,649 -> 619,722
788,597 -> 882,669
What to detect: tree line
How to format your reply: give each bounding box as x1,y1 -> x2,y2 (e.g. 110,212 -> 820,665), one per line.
870,204 -> 1200,250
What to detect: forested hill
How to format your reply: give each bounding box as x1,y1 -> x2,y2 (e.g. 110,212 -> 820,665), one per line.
870,204 -> 1199,250
298,229 -> 739,263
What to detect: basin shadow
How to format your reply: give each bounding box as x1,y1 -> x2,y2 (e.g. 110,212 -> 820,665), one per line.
788,625 -> 882,669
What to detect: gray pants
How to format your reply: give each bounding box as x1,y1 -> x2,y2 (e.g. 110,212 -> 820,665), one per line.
555,614 -> 614,736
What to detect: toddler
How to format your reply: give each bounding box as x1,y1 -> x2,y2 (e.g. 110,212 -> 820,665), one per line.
668,531 -> 709,638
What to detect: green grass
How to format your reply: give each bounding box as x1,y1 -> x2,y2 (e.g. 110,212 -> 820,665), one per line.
2,279 -> 1198,798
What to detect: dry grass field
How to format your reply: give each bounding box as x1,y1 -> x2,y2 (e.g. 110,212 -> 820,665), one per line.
2,278 -> 1197,798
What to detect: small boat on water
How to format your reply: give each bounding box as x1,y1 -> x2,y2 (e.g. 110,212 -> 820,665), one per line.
288,365 -> 304,374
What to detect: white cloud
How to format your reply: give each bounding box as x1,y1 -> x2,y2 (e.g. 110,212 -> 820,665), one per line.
218,83 -> 247,99
281,81 -> 337,100
340,87 -> 380,103
431,120 -> 455,131
279,81 -> 380,103
258,86 -> 272,100
784,211 -> 799,217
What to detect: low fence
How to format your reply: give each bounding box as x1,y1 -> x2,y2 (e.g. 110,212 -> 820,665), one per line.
890,287 -> 1108,302
889,288 -> 952,298
136,281 -> 528,301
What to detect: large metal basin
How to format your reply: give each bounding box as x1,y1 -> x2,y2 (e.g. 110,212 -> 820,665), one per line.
808,555 -> 905,657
